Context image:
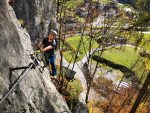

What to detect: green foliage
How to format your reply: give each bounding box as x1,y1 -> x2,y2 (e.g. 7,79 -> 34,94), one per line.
18,19 -> 29,28
18,19 -> 25,26
142,34 -> 150,51
64,0 -> 84,11
65,79 -> 83,110
93,0 -> 113,4
75,15 -> 86,23
119,32 -> 150,51
58,0 -> 87,23
67,79 -> 83,99
135,0 -> 150,11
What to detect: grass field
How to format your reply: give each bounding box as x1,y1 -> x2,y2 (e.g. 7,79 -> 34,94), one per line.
63,35 -> 99,62
101,47 -> 140,68
96,46 -> 146,80
62,33 -> 149,80
62,33 -> 149,65
142,34 -> 150,51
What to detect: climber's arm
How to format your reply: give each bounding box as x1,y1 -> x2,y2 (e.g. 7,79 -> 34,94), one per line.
40,45 -> 53,52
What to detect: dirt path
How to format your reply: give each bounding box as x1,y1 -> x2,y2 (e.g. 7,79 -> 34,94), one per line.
142,31 -> 150,34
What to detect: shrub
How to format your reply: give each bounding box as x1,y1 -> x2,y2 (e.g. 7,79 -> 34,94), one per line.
65,79 -> 83,110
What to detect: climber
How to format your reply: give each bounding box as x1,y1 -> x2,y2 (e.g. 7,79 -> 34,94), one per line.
40,30 -> 58,78
51,30 -> 59,50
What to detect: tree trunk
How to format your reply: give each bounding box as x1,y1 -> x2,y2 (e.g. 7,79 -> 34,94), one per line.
129,72 -> 150,113
85,84 -> 91,103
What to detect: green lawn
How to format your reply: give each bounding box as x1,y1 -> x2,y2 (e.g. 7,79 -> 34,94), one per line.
101,47 -> 140,68
62,32 -> 149,79
62,34 -> 149,67
95,46 -> 146,80
63,35 -> 99,62
142,34 -> 150,51
63,51 -> 74,62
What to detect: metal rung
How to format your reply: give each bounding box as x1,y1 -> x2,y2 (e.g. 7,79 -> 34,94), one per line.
9,66 -> 29,71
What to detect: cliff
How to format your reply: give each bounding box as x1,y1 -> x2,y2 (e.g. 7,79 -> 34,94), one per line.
0,1 -> 70,113
13,0 -> 58,43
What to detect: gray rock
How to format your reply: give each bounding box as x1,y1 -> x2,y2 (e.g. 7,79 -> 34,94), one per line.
73,102 -> 89,113
13,0 -> 58,43
0,1 -> 70,113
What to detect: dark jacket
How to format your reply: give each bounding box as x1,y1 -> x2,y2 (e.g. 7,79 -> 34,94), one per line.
42,38 -> 56,56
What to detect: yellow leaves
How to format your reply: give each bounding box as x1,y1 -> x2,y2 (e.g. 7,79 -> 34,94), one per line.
144,58 -> 150,71
136,102 -> 150,113
87,100 -> 104,113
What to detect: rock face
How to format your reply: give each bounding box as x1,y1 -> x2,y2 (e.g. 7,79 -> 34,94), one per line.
0,1 -> 70,113
73,102 -> 89,113
13,0 -> 58,43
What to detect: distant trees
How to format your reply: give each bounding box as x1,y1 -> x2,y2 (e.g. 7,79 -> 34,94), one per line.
57,0 -> 150,112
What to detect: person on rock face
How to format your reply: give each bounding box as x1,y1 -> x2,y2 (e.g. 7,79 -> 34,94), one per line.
40,30 -> 58,78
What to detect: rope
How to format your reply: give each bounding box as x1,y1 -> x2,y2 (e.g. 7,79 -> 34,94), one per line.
0,63 -> 34,104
